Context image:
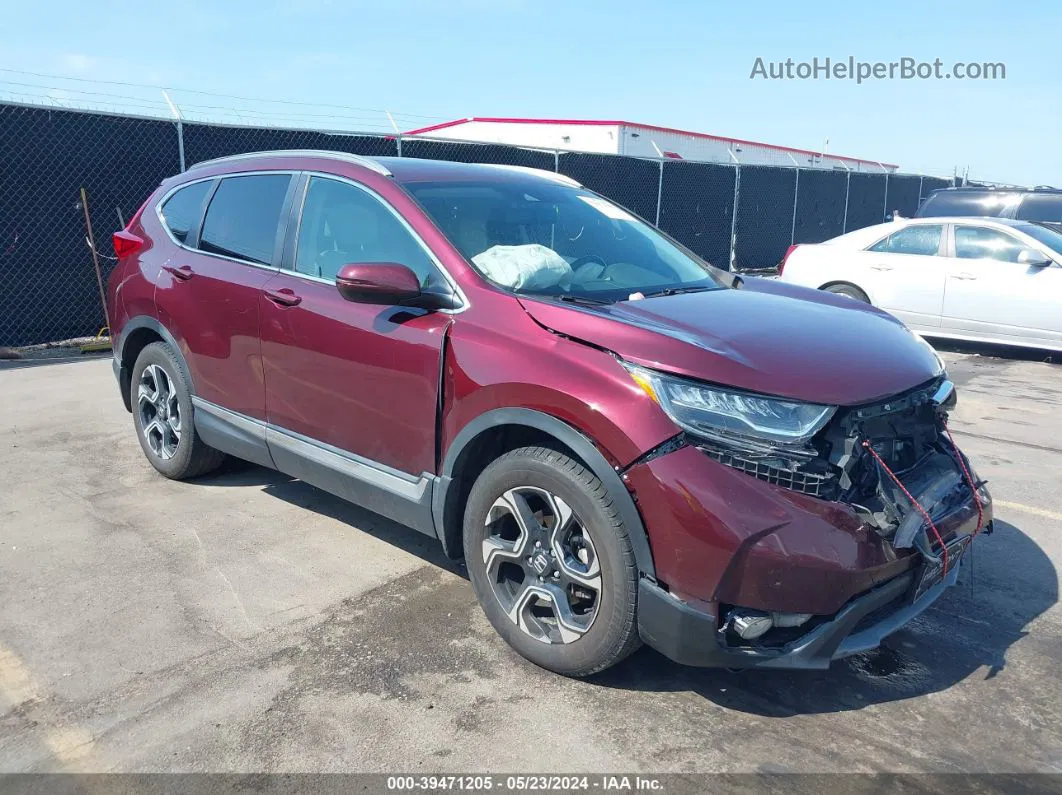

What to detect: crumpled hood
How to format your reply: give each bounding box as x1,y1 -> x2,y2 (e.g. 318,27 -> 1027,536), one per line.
518,278 -> 943,406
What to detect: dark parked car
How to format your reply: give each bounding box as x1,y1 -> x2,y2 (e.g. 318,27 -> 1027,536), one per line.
107,151 -> 992,676
916,185 -> 1062,230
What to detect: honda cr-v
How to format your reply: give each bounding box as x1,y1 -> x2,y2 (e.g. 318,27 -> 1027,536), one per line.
107,151 -> 992,676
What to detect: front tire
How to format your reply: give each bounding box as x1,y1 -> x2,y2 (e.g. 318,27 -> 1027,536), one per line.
463,446 -> 641,677
130,342 -> 225,480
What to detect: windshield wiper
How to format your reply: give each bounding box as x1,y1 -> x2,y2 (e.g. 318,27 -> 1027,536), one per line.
637,285 -> 718,299
517,292 -> 614,306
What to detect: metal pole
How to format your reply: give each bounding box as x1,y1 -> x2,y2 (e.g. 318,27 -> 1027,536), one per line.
883,173 -> 890,221
162,90 -> 185,172
396,133 -> 403,158
790,168 -> 800,245
918,175 -> 924,203
655,158 -> 664,227
842,170 -> 851,232
79,187 -> 110,332
729,165 -> 741,270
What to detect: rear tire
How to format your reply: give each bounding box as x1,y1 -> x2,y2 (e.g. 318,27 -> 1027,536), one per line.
823,282 -> 870,302
130,342 -> 225,480
463,446 -> 641,677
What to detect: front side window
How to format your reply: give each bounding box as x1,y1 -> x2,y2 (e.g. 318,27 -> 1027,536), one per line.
953,227 -> 1027,263
868,225 -> 942,256
160,180 -> 212,244
402,179 -> 726,301
199,174 -> 291,265
294,177 -> 438,284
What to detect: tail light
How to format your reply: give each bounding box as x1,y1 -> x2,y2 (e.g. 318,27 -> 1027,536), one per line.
112,230 -> 145,259
779,244 -> 799,276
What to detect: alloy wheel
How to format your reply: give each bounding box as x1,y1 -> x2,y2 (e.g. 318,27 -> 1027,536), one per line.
482,486 -> 601,644
137,363 -> 182,460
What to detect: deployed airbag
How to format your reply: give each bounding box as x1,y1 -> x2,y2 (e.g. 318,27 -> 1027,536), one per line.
472,244 -> 572,291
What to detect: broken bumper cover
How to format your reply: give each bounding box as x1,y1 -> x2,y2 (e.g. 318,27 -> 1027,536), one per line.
637,523 -> 983,670
638,564 -> 953,669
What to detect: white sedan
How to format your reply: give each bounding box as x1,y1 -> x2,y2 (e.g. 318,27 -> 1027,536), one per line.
778,216 -> 1062,353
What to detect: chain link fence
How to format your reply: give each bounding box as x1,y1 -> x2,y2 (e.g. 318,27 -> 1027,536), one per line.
0,100 -> 956,347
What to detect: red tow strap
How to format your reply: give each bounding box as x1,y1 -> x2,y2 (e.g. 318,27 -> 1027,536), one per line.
861,440 -> 950,575
860,420 -> 986,578
943,422 -> 986,538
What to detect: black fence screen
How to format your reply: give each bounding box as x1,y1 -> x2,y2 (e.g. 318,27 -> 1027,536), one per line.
885,174 -> 923,219
0,104 -> 180,346
0,101 -> 958,346
845,173 -> 888,232
557,153 -> 660,223
658,161 -> 735,268
733,166 -> 798,270
401,138 -> 554,171
920,176 -> 953,203
793,169 -> 847,244
183,123 -> 397,167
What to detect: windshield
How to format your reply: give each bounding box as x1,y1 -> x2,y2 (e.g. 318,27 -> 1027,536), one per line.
1016,222 -> 1062,256
403,179 -> 726,302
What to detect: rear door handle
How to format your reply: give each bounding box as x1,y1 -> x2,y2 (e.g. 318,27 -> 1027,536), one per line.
870,264 -> 893,271
951,272 -> 977,281
163,264 -> 194,281
264,287 -> 302,307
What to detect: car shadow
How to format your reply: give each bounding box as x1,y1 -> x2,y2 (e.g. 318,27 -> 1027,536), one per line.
195,459 -> 463,574
193,463 -> 1056,715
928,337 -> 1058,365
591,519 -> 1057,715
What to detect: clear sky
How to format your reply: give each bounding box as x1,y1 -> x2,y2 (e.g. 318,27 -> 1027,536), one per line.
2,0 -> 1059,185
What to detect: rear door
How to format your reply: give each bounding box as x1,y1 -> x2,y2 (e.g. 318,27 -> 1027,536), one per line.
941,224 -> 1062,345
154,172 -> 294,421
860,223 -> 947,327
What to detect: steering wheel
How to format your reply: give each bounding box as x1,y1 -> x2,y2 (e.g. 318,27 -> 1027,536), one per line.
569,254 -> 608,271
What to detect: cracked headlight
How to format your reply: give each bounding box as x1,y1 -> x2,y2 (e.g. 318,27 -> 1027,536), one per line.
623,363 -> 836,445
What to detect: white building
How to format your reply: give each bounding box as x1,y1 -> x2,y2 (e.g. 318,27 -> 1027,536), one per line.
404,117 -> 898,173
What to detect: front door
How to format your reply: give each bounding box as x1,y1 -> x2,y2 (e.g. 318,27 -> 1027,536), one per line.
941,224 -> 1062,346
260,174 -> 452,478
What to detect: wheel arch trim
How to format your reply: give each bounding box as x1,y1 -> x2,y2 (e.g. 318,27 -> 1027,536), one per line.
434,407 -> 657,580
116,316 -> 196,403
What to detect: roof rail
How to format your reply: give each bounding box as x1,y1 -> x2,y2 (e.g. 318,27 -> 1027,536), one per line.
187,149 -> 391,176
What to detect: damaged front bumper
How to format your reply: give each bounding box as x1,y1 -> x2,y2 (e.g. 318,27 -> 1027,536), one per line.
627,376 -> 993,669
638,555 -> 959,670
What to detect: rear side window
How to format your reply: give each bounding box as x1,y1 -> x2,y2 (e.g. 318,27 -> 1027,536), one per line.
199,174 -> 291,265
160,181 -> 212,244
1016,194 -> 1062,224
954,226 -> 1027,263
917,191 -> 1019,218
868,224 -> 942,256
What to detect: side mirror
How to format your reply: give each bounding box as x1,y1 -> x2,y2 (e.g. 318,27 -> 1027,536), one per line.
336,263 -> 423,304
335,263 -> 461,310
1017,248 -> 1052,267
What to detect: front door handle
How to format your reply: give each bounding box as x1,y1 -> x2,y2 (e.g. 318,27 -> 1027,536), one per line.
870,264 -> 893,271
265,287 -> 302,307
163,264 -> 194,281
951,272 -> 977,281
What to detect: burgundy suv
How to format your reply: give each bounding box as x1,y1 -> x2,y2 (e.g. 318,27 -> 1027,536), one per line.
107,151 -> 992,676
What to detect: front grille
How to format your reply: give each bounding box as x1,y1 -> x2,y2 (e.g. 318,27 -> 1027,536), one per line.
700,445 -> 832,497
